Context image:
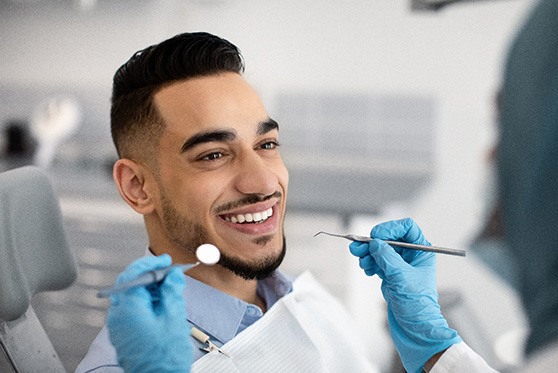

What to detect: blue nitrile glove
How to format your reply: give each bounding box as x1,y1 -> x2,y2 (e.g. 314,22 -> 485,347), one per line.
349,218 -> 462,373
107,254 -> 192,373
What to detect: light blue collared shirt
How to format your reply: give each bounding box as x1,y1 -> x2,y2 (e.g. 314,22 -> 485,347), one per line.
184,270 -> 293,361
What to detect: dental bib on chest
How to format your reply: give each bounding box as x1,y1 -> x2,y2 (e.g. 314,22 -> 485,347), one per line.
191,272 -> 378,373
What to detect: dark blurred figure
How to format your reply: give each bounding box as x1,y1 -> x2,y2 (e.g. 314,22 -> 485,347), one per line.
2,119 -> 36,169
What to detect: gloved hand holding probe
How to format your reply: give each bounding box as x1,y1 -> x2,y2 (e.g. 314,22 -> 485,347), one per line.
349,218 -> 462,373
107,254 -> 192,372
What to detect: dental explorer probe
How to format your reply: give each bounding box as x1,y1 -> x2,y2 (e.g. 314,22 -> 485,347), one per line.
314,231 -> 466,257
97,243 -> 221,298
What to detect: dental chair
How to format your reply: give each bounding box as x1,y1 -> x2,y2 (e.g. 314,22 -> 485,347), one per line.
0,166 -> 78,372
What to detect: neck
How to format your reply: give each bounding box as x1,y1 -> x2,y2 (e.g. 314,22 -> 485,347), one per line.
188,265 -> 267,312
146,226 -> 268,311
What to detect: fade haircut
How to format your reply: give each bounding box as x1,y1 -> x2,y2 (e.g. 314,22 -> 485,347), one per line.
110,32 -> 245,162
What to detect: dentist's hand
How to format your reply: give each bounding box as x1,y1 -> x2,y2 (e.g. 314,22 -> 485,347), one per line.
107,254 -> 192,373
349,218 -> 462,373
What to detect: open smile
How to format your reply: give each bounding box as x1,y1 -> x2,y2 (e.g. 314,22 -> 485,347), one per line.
222,207 -> 273,224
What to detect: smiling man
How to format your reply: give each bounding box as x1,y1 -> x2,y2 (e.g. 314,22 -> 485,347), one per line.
75,32 -> 379,372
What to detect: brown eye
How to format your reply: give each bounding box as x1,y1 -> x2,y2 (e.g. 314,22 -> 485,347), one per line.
260,141 -> 279,150
201,152 -> 223,161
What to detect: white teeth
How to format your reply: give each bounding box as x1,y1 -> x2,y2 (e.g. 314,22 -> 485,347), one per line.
224,207 -> 273,224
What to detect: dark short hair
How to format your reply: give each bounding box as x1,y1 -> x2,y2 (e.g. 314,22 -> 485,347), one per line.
111,32 -> 245,161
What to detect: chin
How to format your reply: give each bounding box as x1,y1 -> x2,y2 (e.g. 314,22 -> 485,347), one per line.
219,235 -> 286,280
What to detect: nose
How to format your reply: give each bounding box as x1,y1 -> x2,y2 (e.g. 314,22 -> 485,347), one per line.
234,151 -> 280,196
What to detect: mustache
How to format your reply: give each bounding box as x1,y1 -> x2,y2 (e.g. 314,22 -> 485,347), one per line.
214,191 -> 282,214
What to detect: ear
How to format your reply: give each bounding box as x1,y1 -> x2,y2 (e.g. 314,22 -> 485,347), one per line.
113,159 -> 157,215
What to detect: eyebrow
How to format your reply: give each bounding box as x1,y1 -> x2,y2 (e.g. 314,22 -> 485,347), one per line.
257,118 -> 279,135
180,129 -> 236,153
180,118 -> 279,153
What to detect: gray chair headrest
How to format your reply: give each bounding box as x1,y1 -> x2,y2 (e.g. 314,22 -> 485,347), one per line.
0,166 -> 77,321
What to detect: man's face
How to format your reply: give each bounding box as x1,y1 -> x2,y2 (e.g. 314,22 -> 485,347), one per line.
151,73 -> 289,279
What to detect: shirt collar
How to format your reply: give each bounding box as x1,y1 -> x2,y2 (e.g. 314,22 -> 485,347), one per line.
184,270 -> 292,345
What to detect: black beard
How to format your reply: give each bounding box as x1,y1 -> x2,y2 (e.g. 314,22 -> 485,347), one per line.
217,236 -> 286,280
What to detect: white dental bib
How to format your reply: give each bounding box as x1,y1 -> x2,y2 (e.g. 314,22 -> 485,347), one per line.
192,271 -> 379,372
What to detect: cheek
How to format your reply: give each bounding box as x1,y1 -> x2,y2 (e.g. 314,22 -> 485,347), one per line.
177,177 -> 226,214
275,161 -> 289,190
282,165 -> 289,186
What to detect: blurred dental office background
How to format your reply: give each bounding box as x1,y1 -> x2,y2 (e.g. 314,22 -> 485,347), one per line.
0,0 -> 536,371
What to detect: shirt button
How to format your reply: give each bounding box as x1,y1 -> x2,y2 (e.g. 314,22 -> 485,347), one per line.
246,307 -> 257,316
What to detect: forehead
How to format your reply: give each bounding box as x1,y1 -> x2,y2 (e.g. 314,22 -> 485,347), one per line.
153,73 -> 270,139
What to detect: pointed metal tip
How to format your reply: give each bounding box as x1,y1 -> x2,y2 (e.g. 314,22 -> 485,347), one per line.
313,231 -> 324,238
